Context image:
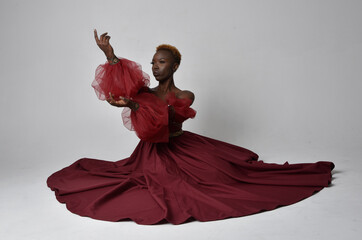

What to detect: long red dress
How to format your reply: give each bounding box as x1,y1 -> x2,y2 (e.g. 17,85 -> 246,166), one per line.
47,58 -> 334,225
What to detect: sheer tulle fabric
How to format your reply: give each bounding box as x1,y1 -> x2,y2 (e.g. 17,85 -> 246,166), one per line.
127,92 -> 169,143
122,91 -> 196,143
92,58 -> 150,100
91,58 -> 196,142
167,92 -> 196,121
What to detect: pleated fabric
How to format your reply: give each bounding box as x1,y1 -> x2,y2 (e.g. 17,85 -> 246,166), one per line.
47,131 -> 334,225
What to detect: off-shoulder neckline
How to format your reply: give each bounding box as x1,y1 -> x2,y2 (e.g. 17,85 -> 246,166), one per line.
148,88 -> 192,104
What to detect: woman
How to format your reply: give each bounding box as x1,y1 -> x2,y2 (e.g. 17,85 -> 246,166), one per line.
47,30 -> 334,225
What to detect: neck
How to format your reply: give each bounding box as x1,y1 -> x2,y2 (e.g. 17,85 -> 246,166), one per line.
157,77 -> 176,94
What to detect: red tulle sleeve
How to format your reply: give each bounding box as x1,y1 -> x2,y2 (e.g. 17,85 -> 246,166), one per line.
167,93 -> 196,121
122,92 -> 197,143
92,58 -> 150,100
122,92 -> 169,143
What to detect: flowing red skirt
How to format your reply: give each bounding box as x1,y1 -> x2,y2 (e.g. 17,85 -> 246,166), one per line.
47,131 -> 334,225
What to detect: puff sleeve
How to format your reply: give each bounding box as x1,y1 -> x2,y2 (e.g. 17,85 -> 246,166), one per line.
122,92 -> 196,143
167,93 -> 196,121
92,57 -> 150,100
122,92 -> 169,143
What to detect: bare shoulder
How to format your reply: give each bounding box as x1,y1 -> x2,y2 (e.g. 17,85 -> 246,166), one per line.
176,90 -> 195,104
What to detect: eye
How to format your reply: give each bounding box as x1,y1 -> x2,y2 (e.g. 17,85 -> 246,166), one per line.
160,60 -> 165,63
150,61 -> 154,65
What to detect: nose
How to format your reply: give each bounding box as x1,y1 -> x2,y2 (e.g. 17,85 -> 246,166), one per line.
153,63 -> 159,70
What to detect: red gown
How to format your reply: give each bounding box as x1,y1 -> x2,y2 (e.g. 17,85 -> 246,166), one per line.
47,58 -> 334,225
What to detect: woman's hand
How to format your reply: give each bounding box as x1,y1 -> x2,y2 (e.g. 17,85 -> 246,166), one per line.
107,93 -> 129,107
94,29 -> 115,59
107,93 -> 139,110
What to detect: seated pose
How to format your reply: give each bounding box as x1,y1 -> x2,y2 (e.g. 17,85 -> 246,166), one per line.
47,30 -> 334,225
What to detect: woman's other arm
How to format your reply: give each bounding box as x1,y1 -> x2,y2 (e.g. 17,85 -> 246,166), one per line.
107,93 -> 139,111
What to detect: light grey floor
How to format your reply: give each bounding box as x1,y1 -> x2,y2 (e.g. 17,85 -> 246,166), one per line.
1,144 -> 360,240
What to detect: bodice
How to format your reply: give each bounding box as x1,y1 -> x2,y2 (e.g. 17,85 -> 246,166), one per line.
168,106 -> 183,133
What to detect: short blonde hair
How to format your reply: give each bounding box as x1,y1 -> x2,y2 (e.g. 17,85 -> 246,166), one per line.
156,44 -> 181,64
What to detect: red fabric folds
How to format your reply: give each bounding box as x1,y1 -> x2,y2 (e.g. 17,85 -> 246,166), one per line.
47,57 -> 335,225
167,92 -> 196,121
129,92 -> 169,143
122,91 -> 196,143
47,131 -> 334,225
91,58 -> 196,142
92,58 -> 150,100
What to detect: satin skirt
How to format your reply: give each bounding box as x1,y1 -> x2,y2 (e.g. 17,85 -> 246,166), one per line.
47,131 -> 334,225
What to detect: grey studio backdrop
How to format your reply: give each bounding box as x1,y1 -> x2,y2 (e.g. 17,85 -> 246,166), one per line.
0,0 -> 361,240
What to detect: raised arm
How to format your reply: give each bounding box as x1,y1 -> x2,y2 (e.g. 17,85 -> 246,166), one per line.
94,29 -> 119,65
94,29 -> 141,109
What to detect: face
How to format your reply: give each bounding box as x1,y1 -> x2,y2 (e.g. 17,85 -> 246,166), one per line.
151,50 -> 179,81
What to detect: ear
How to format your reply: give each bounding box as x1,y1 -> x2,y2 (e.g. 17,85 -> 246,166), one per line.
173,63 -> 179,72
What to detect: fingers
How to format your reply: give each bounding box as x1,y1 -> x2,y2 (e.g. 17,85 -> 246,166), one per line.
109,92 -> 115,101
94,29 -> 111,46
119,96 -> 129,103
109,92 -> 119,104
94,29 -> 99,43
107,93 -> 128,107
100,32 -> 108,42
107,98 -> 117,107
107,92 -> 114,104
